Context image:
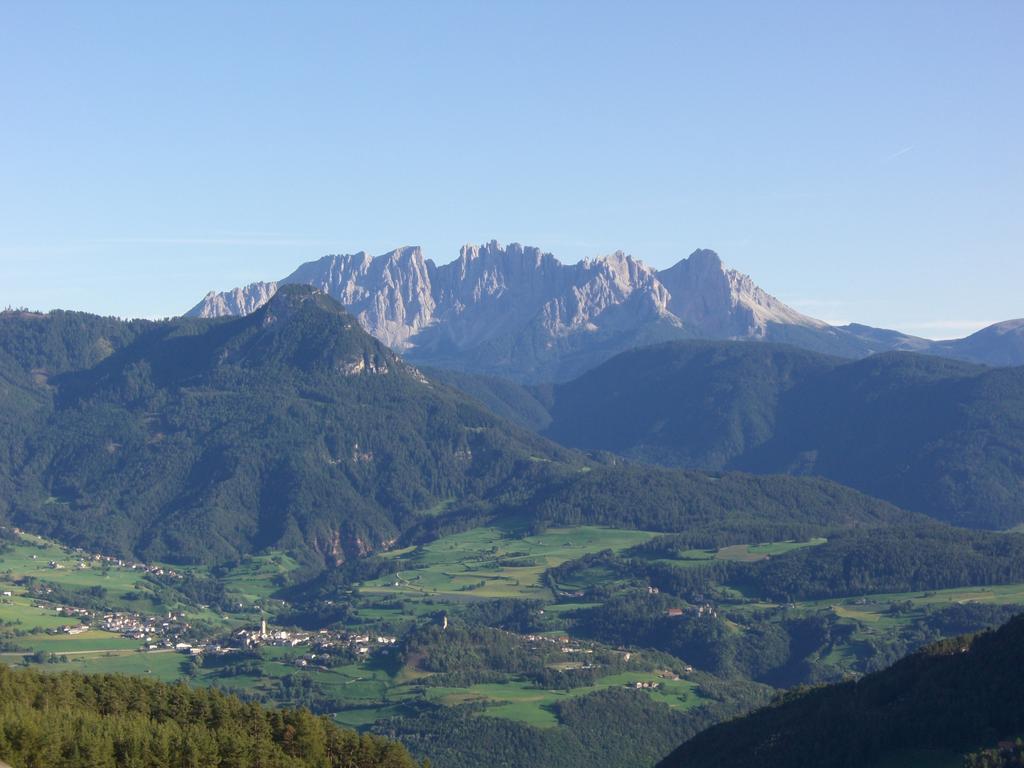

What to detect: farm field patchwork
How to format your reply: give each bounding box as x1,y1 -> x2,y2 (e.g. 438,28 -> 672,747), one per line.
361,526 -> 660,601
8,522 -> 1024,740
797,583 -> 1024,619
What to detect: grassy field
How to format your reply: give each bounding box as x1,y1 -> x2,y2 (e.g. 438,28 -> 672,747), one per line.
14,630 -> 142,653
39,649 -> 186,681
362,526 -> 659,602
217,551 -> 303,603
0,533 -> 154,595
0,535 -> 166,636
733,583 -> 1024,634
669,538 -> 828,565
424,671 -> 707,727
332,704 -> 410,729
0,593 -> 72,632
808,583 -> 1024,618
1,530 -> 292,607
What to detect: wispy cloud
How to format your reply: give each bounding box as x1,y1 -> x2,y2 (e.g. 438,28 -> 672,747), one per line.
882,145 -> 914,162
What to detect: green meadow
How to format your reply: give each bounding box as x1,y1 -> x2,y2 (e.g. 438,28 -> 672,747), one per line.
0,532 -> 150,595
669,537 -> 828,566
788,582 -> 1024,623
40,649 -> 186,681
424,671 -> 706,728
363,526 -> 659,602
8,523 -> 1024,738
217,551 -> 303,603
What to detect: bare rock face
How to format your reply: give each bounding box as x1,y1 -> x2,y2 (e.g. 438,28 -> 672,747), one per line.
657,249 -> 825,338
186,242 -> 833,381
194,281 -> 279,318
255,248 -> 436,350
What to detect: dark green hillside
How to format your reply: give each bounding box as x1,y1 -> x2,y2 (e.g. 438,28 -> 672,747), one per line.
745,524 -> 1024,601
1,289 -> 939,569
0,351 -> 48,520
0,309 -> 155,519
544,341 -> 837,469
0,308 -> 153,376
522,463 -> 904,533
539,341 -> 1024,528
742,353 -> 1024,528
656,612 -> 1024,768
420,366 -> 551,431
374,686 -> 746,768
4,286 -> 575,565
0,664 -> 418,768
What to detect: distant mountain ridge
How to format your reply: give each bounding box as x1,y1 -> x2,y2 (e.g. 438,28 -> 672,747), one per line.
184,244 -> 845,381
533,341 -> 1024,529
187,242 -> 1024,381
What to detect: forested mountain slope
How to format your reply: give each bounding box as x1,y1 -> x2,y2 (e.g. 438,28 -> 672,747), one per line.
657,612 -> 1024,768
538,341 -> 1024,528
0,289 -> 915,568
0,309 -> 154,376
0,665 -> 418,768
1,286 -> 575,564
542,341 -> 837,468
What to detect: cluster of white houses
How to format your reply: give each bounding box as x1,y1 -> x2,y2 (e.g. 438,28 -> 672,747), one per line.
230,618 -> 397,656
49,607 -> 194,645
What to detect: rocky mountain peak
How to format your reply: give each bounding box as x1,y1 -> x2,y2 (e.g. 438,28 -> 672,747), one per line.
684,248 -> 724,270
186,240 -> 833,381
382,245 -> 424,265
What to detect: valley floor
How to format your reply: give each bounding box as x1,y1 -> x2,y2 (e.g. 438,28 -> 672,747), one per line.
3,524 -> 1023,767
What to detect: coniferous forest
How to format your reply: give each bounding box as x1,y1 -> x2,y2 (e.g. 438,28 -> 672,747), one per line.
0,665 -> 419,768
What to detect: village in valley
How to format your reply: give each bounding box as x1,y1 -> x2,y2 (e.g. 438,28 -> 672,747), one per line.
0,526 -> 400,670
0,523 -> 710,725
8,519 -> 1024,734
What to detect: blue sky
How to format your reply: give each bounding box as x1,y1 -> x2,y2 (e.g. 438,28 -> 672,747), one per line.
1,1 -> 1021,337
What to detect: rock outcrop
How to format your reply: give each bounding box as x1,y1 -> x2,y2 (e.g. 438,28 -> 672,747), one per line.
187,241 -> 1024,380
188,242 -> 836,380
